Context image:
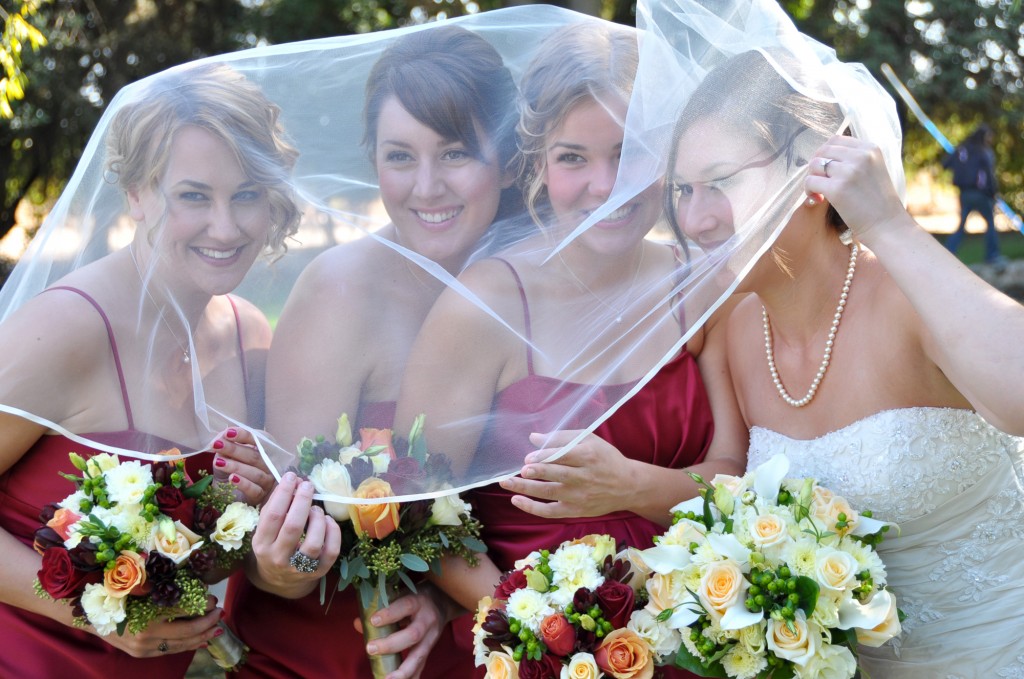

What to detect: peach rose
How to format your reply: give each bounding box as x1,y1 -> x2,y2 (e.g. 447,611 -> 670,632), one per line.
749,512 -> 789,549
595,629 -> 654,679
698,560 -> 748,623
104,550 -> 149,598
46,508 -> 82,541
485,651 -> 519,679
856,592 -> 902,647
766,610 -> 819,666
152,518 -> 204,564
815,547 -> 858,592
349,478 -> 401,540
815,496 -> 859,536
645,572 -> 690,616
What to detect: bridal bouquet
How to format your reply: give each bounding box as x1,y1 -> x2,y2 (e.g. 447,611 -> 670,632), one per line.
634,454 -> 902,679
33,450 -> 258,670
299,413 -> 486,678
473,534 -> 659,679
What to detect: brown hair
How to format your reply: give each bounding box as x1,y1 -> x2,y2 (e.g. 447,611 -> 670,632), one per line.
514,21 -> 639,226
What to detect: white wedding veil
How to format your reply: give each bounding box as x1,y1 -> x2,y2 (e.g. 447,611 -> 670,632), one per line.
0,0 -> 904,502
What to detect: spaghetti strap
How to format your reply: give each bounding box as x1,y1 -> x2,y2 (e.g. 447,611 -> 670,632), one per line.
226,295 -> 249,396
491,258 -> 535,376
44,286 -> 135,429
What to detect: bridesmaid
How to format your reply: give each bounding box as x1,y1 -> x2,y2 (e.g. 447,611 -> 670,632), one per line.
394,21 -> 746,677
223,24 -> 523,679
0,63 -> 291,677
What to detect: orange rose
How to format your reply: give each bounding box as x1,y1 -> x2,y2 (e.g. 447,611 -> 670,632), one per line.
540,613 -> 576,656
46,508 -> 82,541
359,428 -> 396,458
349,478 -> 401,539
594,629 -> 654,679
104,550 -> 149,598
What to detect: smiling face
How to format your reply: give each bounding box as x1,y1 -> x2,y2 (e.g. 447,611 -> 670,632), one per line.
541,97 -> 661,255
375,97 -> 505,272
670,118 -> 787,253
128,125 -> 272,297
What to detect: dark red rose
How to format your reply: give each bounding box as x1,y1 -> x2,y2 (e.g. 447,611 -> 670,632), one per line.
155,486 -> 197,526
400,499 -> 433,534
540,613 -> 576,656
518,653 -> 561,679
33,526 -> 64,555
494,568 -> 529,600
150,461 -> 175,486
37,547 -> 96,600
596,580 -> 635,629
189,546 -> 218,574
381,457 -> 426,495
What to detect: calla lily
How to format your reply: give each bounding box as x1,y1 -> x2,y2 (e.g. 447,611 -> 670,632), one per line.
851,514 -> 895,537
753,453 -> 790,504
720,600 -> 765,631
666,601 -> 702,629
707,533 -> 751,567
637,544 -> 692,574
837,589 -> 894,630
669,496 -> 704,516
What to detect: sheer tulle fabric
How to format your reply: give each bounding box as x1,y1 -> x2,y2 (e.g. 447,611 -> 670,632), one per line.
0,0 -> 904,502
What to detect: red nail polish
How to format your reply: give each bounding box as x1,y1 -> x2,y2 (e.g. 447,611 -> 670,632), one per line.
214,457 -> 227,468
214,628 -> 224,637
226,428 -> 238,439
213,440 -> 225,450
230,474 -> 241,484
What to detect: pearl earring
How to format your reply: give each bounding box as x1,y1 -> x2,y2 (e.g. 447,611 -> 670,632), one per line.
807,196 -> 818,207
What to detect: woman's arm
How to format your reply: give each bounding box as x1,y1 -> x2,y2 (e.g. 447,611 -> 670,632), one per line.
808,136 -> 1024,434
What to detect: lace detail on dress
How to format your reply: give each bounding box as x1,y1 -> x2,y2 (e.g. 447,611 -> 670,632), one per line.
747,407 -> 1019,524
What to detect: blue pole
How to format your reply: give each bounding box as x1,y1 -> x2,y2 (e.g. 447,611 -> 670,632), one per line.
880,63 -> 1023,233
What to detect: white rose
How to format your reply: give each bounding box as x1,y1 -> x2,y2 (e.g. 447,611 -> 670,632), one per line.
793,643 -> 856,679
80,582 -> 126,636
429,493 -> 471,527
152,518 -> 204,564
562,652 -> 600,679
747,509 -> 791,550
766,610 -> 819,666
485,651 -> 519,679
698,560 -> 749,625
211,502 -> 259,551
369,451 -> 390,475
308,459 -> 353,522
814,547 -> 859,592
336,445 -> 364,465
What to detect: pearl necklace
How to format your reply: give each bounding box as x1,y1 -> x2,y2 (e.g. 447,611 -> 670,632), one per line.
557,245 -> 645,324
129,245 -> 192,364
762,242 -> 858,408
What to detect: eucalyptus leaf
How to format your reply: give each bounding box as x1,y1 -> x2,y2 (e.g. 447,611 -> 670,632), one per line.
460,536 -> 488,552
400,553 -> 430,572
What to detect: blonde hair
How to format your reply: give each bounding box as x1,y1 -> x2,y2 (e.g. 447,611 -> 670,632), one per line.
105,63 -> 300,257
514,22 -> 639,226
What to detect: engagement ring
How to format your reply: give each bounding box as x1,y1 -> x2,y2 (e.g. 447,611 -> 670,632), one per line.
821,157 -> 834,177
289,549 -> 320,573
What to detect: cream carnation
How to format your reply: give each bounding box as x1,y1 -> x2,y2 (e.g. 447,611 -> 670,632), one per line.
721,643 -> 768,679
212,502 -> 259,551
103,460 -> 153,506
627,609 -> 682,658
548,544 -> 603,606
80,582 -> 127,636
506,587 -> 554,633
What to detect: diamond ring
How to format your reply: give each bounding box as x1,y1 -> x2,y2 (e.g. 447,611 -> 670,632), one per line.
158,640 -> 169,653
289,549 -> 320,573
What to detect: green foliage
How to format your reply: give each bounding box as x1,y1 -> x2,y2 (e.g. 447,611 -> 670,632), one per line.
0,0 -> 48,118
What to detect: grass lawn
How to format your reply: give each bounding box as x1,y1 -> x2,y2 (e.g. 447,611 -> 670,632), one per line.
933,228 -> 1024,265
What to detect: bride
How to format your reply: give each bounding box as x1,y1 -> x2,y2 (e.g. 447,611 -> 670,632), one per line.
666,42 -> 1024,677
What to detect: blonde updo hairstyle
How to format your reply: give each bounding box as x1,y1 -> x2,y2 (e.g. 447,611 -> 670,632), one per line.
514,22 -> 639,227
104,63 -> 301,258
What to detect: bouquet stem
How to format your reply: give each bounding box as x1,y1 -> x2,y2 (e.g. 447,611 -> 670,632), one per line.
358,585 -> 402,679
206,621 -> 248,671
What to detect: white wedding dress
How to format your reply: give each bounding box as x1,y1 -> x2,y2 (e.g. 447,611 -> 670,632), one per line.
747,407 -> 1024,678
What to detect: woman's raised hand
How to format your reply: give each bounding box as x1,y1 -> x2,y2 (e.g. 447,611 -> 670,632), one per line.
500,430 -> 638,519
209,427 -> 275,506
